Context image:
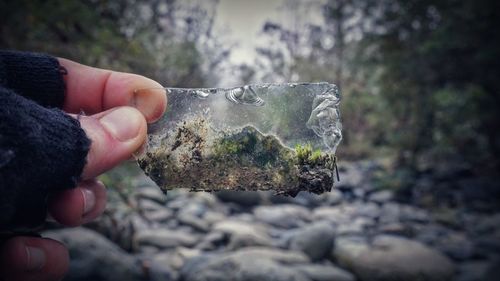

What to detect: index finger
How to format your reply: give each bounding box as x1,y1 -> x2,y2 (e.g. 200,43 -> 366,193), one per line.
58,58 -> 167,123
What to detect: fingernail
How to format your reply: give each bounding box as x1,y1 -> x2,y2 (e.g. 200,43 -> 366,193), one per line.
132,142 -> 147,159
133,88 -> 167,122
99,107 -> 142,142
25,246 -> 45,271
81,188 -> 96,214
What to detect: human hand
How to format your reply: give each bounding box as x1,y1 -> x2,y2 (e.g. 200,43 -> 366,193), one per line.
0,58 -> 167,281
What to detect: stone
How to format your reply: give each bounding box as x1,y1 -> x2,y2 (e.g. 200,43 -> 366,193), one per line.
190,192 -> 220,208
369,190 -> 393,204
177,201 -> 208,217
324,189 -> 343,205
337,217 -> 375,236
353,188 -> 366,199
178,213 -> 211,232
333,235 -> 455,281
202,210 -> 227,225
313,204 -> 356,224
134,186 -> 167,204
180,247 -> 311,281
336,162 -> 363,190
413,223 -> 449,245
138,198 -> 165,212
145,247 -> 202,281
378,222 -> 411,236
134,229 -> 199,249
435,232 -> 475,261
287,222 -> 335,261
454,261 -> 491,281
221,247 -> 311,264
253,204 -> 312,228
43,228 -> 143,281
474,231 -> 500,255
143,258 -> 177,281
379,202 -> 401,224
196,231 -> 228,251
399,205 -> 430,223
353,201 -> 380,219
290,192 -> 324,208
294,264 -> 355,281
213,220 -> 273,249
143,208 -> 173,222
472,213 -> 500,235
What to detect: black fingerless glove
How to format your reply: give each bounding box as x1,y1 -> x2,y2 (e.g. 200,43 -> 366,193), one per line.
0,51 -> 90,232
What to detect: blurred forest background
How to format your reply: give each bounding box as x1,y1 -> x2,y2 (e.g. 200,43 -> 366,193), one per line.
1,0 -> 498,206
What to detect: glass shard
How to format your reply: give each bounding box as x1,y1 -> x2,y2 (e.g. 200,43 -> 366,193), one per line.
136,82 -> 342,196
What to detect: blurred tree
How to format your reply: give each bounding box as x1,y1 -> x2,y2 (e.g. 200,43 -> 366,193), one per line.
362,0 -> 500,174
255,0 -> 388,158
0,0 -> 229,88
253,0 -> 499,176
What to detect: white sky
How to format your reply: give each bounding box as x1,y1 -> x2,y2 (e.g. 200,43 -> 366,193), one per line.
214,0 -> 325,65
215,0 -> 283,64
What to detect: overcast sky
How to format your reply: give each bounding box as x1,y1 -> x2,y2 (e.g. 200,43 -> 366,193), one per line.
214,0 -> 325,65
215,0 -> 282,64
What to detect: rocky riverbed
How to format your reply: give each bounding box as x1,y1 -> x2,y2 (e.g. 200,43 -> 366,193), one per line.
44,161 -> 500,281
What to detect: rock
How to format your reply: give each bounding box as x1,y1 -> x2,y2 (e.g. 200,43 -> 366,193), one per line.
190,192 -> 220,208
378,222 -> 411,236
379,202 -> 401,224
369,190 -> 393,204
313,204 -> 355,223
143,258 -> 177,281
472,213 -> 500,235
287,222 -> 335,261
290,192 -> 324,208
177,201 -> 208,217
253,204 -> 311,228
455,261 -> 492,281
196,231 -> 228,251
413,223 -> 450,245
213,220 -> 273,249
474,230 -> 500,256
336,217 -> 374,236
202,210 -> 227,225
181,247 -> 311,281
143,208 -> 173,222
234,247 -> 311,263
178,213 -> 210,232
134,186 -> 167,204
43,228 -> 143,281
145,247 -> 202,280
216,190 -> 264,206
353,188 -> 366,199
324,189 -> 343,205
336,162 -> 363,190
435,231 -> 475,261
134,229 -> 199,249
174,201 -> 214,232
294,264 -> 355,281
138,198 -> 165,212
353,201 -> 380,219
333,235 -> 455,281
432,208 -> 463,229
399,205 -> 430,223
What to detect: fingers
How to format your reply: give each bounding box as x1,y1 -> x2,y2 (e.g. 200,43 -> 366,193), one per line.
75,106 -> 147,179
0,236 -> 68,281
48,180 -> 107,227
58,58 -> 167,123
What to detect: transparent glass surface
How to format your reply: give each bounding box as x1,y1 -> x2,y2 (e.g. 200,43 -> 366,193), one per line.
137,82 -> 342,196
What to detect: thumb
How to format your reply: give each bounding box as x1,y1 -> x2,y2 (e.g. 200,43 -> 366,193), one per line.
77,106 -> 147,179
